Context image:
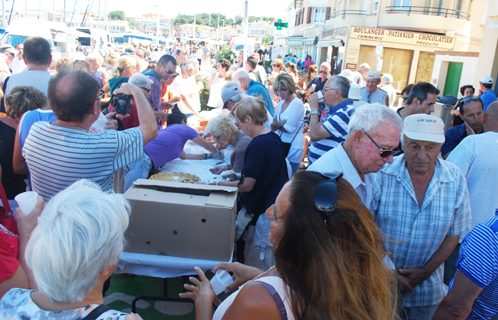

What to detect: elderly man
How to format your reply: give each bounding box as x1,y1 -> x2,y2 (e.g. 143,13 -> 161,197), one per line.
432,211 -> 498,320
441,96 -> 483,159
308,103 -> 402,207
371,114 -> 472,320
443,101 -> 498,286
478,76 -> 497,112
307,62 -> 331,95
144,54 -> 178,129
232,69 -> 274,116
22,71 -> 158,201
360,70 -> 388,106
307,75 -> 354,164
358,63 -> 370,87
397,82 -> 440,119
381,73 -> 397,108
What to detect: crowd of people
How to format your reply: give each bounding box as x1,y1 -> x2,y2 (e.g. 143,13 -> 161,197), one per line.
0,35 -> 497,320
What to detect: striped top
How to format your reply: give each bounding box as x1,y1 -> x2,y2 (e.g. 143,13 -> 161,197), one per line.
308,100 -> 354,164
23,122 -> 143,201
450,213 -> 498,319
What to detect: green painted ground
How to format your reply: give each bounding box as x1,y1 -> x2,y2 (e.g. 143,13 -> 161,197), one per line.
104,274 -> 196,320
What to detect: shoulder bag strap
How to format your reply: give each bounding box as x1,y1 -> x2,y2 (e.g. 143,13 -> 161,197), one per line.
84,305 -> 111,320
255,281 -> 288,320
0,183 -> 11,214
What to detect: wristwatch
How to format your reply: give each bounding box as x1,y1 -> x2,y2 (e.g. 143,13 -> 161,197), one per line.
310,110 -> 319,115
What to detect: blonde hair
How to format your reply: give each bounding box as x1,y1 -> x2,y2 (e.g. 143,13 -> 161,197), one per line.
85,54 -> 103,67
110,56 -> 136,78
205,114 -> 239,138
273,58 -> 284,71
105,52 -> 119,68
285,62 -> 298,78
55,57 -> 73,72
231,96 -> 268,125
273,73 -> 296,93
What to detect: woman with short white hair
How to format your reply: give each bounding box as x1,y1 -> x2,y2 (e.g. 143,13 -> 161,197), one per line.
120,73 -> 154,129
0,179 -> 142,320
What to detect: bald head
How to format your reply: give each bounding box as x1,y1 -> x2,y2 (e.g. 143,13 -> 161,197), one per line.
483,101 -> 498,132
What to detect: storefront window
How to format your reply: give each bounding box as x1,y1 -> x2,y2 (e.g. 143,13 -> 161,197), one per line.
415,52 -> 435,84
358,45 -> 413,91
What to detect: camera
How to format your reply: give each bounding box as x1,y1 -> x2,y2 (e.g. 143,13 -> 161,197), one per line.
109,94 -> 133,115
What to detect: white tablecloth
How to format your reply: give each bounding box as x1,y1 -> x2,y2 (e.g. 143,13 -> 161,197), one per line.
117,141 -> 234,277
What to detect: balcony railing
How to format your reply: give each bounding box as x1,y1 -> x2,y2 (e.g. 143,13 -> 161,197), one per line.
327,10 -> 367,20
385,6 -> 470,20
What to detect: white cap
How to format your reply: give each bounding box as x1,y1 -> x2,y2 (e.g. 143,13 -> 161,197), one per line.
365,70 -> 381,80
348,83 -> 362,100
480,76 -> 493,85
403,114 -> 445,144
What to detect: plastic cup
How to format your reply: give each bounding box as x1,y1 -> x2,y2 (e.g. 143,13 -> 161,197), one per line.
210,270 -> 234,295
14,191 -> 38,216
311,83 -> 316,89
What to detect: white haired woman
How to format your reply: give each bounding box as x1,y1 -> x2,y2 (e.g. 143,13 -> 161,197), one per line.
205,113 -> 252,177
0,180 -> 142,320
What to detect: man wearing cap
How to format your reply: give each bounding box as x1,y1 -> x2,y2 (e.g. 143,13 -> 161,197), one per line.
0,45 -> 16,82
371,114 -> 472,320
360,70 -> 388,106
478,76 -> 497,112
441,96 -> 483,159
308,103 -> 402,208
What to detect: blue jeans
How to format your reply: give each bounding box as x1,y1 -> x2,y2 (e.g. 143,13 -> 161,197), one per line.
123,153 -> 153,191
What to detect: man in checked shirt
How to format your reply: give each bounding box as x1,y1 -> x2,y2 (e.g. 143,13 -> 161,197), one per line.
371,114 -> 472,320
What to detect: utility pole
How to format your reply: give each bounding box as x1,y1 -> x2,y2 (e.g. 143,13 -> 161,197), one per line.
193,14 -> 196,38
2,0 -> 6,27
24,0 -> 27,20
243,0 -> 248,68
98,0 -> 100,29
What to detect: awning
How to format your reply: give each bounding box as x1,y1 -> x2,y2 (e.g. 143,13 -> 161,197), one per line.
317,39 -> 343,47
302,37 -> 318,45
287,37 -> 303,46
123,34 -> 153,41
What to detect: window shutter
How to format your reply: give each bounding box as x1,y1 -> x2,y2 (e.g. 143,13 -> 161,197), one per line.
301,8 -> 305,24
326,7 -> 331,19
307,7 -> 313,24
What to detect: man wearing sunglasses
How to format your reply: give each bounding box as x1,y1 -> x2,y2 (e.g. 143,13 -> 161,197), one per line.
145,54 -> 178,129
371,114 -> 472,320
308,104 -> 402,208
306,62 -> 331,96
441,96 -> 483,159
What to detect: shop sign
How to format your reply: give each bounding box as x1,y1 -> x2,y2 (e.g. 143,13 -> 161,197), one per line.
322,27 -> 349,40
350,26 -> 454,49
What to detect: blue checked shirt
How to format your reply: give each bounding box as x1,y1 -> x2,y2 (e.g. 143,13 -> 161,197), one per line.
371,155 -> 472,307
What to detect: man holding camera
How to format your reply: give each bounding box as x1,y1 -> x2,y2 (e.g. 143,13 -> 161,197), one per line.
23,71 -> 158,201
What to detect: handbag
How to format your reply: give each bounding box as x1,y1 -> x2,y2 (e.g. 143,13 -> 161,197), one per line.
277,111 -> 303,158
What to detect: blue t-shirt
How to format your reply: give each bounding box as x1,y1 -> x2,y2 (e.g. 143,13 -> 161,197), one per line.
481,90 -> 497,112
449,212 -> 498,320
246,80 -> 275,117
18,109 -> 57,149
442,123 -> 484,157
240,132 -> 289,216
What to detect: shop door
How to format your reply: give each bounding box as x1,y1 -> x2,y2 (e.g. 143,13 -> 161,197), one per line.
381,48 -> 413,91
443,62 -> 463,97
415,52 -> 435,84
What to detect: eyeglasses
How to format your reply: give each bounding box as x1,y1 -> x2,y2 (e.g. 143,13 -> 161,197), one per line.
139,87 -> 151,93
165,68 -> 179,77
314,171 -> 343,221
272,64 -> 279,67
360,128 -> 400,158
96,92 -> 105,100
322,87 -> 338,93
461,96 -> 479,104
319,70 -> 329,74
402,96 -> 408,102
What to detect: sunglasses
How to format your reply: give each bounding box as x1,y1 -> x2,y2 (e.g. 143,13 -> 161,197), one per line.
461,96 -> 479,104
139,87 -> 151,93
319,70 -> 329,74
314,171 -> 343,221
96,92 -> 105,100
166,69 -> 179,77
360,128 -> 400,158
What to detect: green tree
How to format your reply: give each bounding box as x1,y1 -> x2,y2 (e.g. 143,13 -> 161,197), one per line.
108,10 -> 125,20
128,21 -> 135,29
248,16 -> 258,23
233,15 -> 243,25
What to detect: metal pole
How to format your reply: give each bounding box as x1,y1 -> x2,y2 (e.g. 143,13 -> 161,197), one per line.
156,12 -> 159,46
38,0 -> 41,19
98,0 -> 100,29
24,0 -> 27,20
193,14 -> 196,39
52,0 -> 55,21
2,0 -> 6,27
243,0 -> 248,68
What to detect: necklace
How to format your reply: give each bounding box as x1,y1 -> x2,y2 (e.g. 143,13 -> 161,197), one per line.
256,127 -> 267,136
52,121 -> 86,131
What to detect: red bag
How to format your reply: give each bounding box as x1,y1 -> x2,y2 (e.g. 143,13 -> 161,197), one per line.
0,183 -> 17,235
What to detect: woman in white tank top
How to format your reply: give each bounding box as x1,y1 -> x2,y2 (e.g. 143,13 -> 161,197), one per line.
180,171 -> 397,320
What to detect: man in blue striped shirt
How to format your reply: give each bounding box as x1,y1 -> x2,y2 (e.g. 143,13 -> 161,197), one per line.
23,71 -> 158,201
433,211 -> 498,320
308,75 -> 354,164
